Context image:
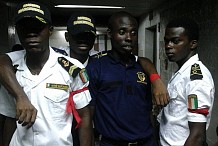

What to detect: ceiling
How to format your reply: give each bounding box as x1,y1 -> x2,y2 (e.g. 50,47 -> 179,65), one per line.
1,0 -> 169,26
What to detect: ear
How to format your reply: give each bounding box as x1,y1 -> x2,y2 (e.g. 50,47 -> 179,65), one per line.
49,26 -> 53,36
65,32 -> 69,42
107,29 -> 112,39
190,40 -> 197,50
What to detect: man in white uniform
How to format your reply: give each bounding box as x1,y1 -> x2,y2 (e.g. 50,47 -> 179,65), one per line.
158,17 -> 215,146
7,1 -> 93,146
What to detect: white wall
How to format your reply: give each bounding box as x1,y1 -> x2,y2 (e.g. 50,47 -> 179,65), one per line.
138,11 -> 160,73
49,27 -> 69,50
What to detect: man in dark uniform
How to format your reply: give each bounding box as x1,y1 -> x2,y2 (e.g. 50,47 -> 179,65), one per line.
87,11 -> 156,146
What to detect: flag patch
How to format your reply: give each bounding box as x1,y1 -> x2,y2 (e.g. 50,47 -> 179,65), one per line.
188,94 -> 198,109
79,68 -> 89,83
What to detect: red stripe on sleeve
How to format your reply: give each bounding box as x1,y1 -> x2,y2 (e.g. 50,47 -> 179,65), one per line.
188,108 -> 209,116
66,87 -> 88,128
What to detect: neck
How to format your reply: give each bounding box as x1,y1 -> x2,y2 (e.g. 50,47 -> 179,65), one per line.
111,49 -> 133,65
70,51 -> 89,64
177,52 -> 196,69
26,48 -> 50,75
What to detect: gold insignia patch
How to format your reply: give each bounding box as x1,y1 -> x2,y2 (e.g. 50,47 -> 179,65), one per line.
137,72 -> 147,84
190,63 -> 203,80
46,83 -> 69,91
58,57 -> 81,78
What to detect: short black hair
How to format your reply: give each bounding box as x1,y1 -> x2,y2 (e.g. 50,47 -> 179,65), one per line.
166,17 -> 199,41
108,11 -> 138,31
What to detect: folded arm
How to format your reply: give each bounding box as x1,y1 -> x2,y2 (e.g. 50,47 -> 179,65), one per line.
138,57 -> 169,106
0,54 -> 37,127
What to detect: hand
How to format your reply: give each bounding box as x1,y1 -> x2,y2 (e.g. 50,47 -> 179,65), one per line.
16,97 -> 37,128
152,78 -> 169,107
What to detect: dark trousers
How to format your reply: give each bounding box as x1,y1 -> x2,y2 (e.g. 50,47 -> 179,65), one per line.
99,136 -> 157,146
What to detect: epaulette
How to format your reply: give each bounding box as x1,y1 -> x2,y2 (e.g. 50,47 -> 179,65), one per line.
52,47 -> 68,56
190,63 -> 203,80
58,57 -> 81,78
91,51 -> 107,59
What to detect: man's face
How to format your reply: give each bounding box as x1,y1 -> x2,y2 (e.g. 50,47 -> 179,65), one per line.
109,16 -> 138,55
67,32 -> 95,55
15,18 -> 51,54
164,27 -> 193,65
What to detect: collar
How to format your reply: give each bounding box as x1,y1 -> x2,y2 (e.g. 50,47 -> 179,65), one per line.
177,54 -> 199,74
17,47 -> 58,71
107,51 -> 137,66
83,57 -> 89,67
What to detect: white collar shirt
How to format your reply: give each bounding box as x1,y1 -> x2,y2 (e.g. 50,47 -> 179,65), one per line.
9,48 -> 91,146
158,54 -> 215,146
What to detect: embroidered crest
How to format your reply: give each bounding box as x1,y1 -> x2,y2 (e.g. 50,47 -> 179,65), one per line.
58,57 -> 81,78
190,63 -> 203,80
79,68 -> 89,83
137,72 -> 147,84
46,83 -> 69,91
188,94 -> 198,109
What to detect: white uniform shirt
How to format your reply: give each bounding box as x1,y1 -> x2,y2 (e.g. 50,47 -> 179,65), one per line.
158,54 -> 215,146
9,48 -> 91,146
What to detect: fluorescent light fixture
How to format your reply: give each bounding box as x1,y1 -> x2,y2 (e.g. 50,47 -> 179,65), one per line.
55,5 -> 125,9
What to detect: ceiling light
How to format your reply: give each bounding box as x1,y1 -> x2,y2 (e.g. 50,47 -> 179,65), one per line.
55,5 -> 125,9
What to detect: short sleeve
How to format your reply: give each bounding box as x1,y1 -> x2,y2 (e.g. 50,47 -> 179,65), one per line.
186,78 -> 214,123
66,57 -> 92,109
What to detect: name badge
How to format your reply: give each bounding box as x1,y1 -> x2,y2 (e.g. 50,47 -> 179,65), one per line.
46,83 -> 69,91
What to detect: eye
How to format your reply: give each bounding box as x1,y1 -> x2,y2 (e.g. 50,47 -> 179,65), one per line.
172,38 -> 180,44
118,29 -> 125,35
131,30 -> 137,36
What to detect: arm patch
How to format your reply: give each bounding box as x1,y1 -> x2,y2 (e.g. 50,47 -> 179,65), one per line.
58,57 -> 81,78
190,63 -> 203,80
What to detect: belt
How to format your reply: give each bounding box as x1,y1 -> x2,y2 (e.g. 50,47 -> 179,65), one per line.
101,136 -> 149,146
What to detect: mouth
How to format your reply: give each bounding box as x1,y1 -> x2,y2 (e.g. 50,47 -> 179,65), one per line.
123,45 -> 133,51
77,44 -> 89,50
27,42 -> 39,46
26,38 -> 39,45
166,52 -> 174,57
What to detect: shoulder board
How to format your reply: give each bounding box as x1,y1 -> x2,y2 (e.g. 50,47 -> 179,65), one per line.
91,51 -> 107,59
52,47 -> 68,56
190,63 -> 203,80
58,57 -> 81,78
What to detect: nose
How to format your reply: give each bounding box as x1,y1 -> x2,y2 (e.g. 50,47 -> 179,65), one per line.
125,33 -> 132,42
165,41 -> 172,50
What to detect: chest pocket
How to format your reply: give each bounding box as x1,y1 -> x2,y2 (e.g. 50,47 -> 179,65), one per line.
44,87 -> 69,119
